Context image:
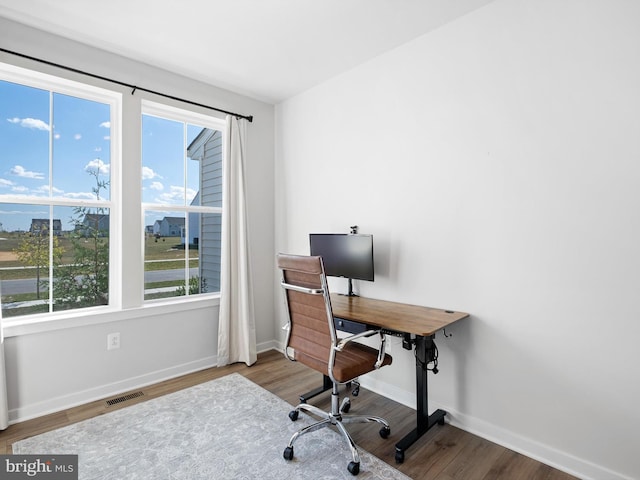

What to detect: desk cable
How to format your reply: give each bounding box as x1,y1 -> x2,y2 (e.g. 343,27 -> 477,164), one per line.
415,340 -> 439,374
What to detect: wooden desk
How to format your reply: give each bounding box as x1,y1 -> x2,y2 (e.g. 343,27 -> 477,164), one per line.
331,294 -> 469,463
330,294 -> 468,336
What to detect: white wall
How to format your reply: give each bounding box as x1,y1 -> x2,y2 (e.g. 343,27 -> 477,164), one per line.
275,1 -> 640,479
0,17 -> 276,421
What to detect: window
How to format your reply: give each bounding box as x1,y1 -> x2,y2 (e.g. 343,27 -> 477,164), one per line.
0,63 -> 223,326
141,101 -> 224,301
0,64 -> 119,319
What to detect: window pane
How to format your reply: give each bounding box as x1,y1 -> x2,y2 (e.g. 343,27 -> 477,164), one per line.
144,211 -> 188,300
52,205 -> 109,312
142,106 -> 222,303
142,115 -> 185,205
0,204 -> 54,318
52,93 -> 111,201
0,80 -> 50,199
1,71 -> 115,319
0,204 -> 109,317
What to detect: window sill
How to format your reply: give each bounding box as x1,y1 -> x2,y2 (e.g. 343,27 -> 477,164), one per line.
2,294 -> 221,338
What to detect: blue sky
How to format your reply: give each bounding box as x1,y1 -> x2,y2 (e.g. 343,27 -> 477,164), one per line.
0,79 -> 202,232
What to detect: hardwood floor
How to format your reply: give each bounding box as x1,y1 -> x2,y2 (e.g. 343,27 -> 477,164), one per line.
0,350 -> 577,480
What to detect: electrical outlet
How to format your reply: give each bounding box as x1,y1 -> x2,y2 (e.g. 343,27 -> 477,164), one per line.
107,332 -> 120,350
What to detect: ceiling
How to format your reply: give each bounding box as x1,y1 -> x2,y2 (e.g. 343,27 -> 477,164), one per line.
0,0 -> 494,104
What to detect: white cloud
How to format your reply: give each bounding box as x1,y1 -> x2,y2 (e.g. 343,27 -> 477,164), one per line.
0,208 -> 18,214
150,181 -> 164,191
54,133 -> 61,139
74,134 -> 82,140
156,186 -> 197,204
11,185 -> 29,193
35,185 -> 96,200
0,178 -> 14,188
142,166 -> 161,180
7,117 -> 50,131
186,188 -> 197,204
85,158 -> 110,175
63,191 -> 95,200
35,185 -> 64,195
100,121 -> 110,128
10,165 -> 45,180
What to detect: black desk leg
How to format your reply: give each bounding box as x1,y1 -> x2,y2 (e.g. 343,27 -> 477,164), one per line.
395,335 -> 446,464
299,374 -> 332,403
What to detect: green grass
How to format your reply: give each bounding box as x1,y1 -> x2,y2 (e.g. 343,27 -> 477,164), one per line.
0,234 -> 197,280
0,233 -> 202,315
2,303 -> 49,318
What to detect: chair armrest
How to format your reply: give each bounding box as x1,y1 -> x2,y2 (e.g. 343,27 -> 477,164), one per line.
335,329 -> 379,351
335,330 -> 388,370
282,323 -> 295,361
374,333 -> 387,369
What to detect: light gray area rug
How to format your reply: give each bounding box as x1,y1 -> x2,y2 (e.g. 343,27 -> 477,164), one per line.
13,373 -> 410,480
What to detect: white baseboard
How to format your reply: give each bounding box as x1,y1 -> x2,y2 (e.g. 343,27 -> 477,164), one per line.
358,376 -> 632,480
257,339 -> 280,354
441,404 -> 633,480
10,342 -> 277,425
9,356 -> 218,425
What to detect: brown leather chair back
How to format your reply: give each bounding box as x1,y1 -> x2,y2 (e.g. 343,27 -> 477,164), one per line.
277,254 -> 336,375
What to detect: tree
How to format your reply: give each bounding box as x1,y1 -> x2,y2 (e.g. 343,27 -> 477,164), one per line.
176,275 -> 207,296
53,166 -> 110,310
13,226 -> 64,299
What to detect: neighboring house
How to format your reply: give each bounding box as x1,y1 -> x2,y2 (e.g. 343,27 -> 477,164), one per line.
187,128 -> 223,293
156,217 -> 185,237
145,225 -> 154,235
30,219 -> 62,236
78,213 -> 109,236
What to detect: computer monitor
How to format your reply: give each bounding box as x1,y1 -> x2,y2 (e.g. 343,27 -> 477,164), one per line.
309,233 -> 374,296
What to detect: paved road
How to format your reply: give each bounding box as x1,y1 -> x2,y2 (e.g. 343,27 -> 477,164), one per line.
0,268 -> 198,295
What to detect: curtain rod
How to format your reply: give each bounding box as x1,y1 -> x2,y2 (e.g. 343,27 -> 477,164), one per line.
0,47 -> 253,123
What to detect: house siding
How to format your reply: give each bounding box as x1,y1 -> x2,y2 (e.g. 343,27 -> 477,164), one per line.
200,130 -> 223,292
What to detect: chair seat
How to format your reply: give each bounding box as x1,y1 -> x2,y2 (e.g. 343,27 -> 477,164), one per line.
295,341 -> 392,383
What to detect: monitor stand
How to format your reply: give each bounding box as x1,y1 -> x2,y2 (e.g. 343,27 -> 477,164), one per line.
345,278 -> 357,297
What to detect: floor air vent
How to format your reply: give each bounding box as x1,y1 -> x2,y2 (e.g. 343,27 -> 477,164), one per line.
106,391 -> 144,406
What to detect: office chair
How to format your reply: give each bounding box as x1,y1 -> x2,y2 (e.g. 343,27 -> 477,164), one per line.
277,253 -> 393,476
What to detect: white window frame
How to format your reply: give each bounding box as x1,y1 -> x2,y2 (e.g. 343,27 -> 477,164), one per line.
140,100 -> 225,303
0,62 -> 122,326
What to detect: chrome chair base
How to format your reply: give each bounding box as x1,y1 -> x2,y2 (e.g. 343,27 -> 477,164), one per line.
283,385 -> 390,476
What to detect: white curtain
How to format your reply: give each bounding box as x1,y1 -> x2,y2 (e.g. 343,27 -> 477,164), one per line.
217,115 -> 257,366
0,283 -> 9,430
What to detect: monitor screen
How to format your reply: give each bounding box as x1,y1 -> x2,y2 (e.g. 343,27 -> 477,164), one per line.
309,233 -> 374,282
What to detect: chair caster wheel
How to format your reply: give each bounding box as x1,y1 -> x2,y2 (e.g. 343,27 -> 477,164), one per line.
352,385 -> 360,397
342,399 -> 351,413
347,461 -> 360,475
395,450 -> 405,464
379,426 -> 390,438
288,410 -> 299,421
283,446 -> 294,460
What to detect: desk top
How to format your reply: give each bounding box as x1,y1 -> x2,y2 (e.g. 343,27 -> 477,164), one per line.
330,293 -> 469,337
